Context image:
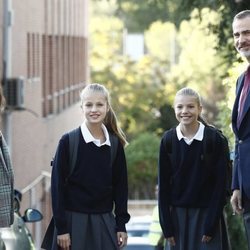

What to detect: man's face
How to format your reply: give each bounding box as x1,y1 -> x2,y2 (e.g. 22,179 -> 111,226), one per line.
233,16 -> 250,60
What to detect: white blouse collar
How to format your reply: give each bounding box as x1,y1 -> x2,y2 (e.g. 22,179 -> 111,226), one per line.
176,122 -> 205,145
80,122 -> 111,147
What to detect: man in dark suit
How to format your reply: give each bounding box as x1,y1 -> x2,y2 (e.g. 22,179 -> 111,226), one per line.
231,10 -> 250,248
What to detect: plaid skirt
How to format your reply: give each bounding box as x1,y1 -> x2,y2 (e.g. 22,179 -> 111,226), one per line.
165,207 -> 230,250
42,212 -> 118,250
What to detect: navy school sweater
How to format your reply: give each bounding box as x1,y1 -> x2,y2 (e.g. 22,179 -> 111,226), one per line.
158,127 -> 227,238
51,130 -> 130,235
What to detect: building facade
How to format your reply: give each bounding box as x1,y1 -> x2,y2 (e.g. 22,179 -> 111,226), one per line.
0,0 -> 89,247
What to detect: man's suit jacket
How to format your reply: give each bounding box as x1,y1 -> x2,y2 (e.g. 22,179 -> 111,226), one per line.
232,72 -> 250,198
0,131 -> 14,227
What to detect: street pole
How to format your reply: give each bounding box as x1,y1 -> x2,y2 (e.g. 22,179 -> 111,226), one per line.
2,0 -> 13,154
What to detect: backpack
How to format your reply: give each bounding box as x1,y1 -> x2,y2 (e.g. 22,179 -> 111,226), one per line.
51,127 -> 119,183
164,125 -> 232,200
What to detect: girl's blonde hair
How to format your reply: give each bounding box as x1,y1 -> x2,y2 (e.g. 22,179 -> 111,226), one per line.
175,87 -> 202,106
175,87 -> 208,125
80,83 -> 128,146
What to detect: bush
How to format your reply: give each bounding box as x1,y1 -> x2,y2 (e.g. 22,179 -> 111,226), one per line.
125,132 -> 160,199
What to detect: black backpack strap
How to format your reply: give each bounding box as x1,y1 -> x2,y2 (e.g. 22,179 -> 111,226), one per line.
162,128 -> 177,168
67,127 -> 80,179
170,128 -> 177,168
163,128 -> 175,154
109,133 -> 119,166
203,126 -> 216,155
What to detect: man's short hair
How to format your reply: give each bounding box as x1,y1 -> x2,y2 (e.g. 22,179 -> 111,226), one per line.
234,10 -> 250,21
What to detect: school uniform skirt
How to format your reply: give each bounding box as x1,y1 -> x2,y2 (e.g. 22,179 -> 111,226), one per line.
50,211 -> 118,250
165,207 -> 230,250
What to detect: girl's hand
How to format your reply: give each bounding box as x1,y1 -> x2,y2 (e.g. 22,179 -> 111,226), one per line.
202,235 -> 212,243
57,233 -> 71,250
167,236 -> 176,246
117,232 -> 128,248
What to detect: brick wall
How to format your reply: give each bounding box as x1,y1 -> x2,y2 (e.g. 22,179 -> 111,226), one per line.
7,0 -> 89,188
0,0 -> 89,246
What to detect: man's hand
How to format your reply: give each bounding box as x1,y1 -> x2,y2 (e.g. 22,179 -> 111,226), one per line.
117,232 -> 128,248
57,233 -> 71,250
166,236 -> 176,246
202,235 -> 212,243
230,189 -> 243,215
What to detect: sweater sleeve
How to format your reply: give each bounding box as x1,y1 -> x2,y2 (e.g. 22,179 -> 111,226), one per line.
112,141 -> 130,232
203,132 -> 227,237
158,132 -> 175,238
51,134 -> 70,235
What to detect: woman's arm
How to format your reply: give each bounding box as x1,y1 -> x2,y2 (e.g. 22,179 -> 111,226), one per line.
51,134 -> 70,235
158,132 -> 174,238
112,141 -> 130,232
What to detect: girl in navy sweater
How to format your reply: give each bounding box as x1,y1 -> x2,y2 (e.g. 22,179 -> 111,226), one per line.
158,87 -> 230,250
49,83 -> 130,250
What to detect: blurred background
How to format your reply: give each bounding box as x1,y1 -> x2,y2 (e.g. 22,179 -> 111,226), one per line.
0,0 -> 250,249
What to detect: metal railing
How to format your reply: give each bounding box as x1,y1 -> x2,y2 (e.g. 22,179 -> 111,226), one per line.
21,171 -> 51,250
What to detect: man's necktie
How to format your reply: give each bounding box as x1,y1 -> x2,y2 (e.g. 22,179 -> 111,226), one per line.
237,67 -> 250,129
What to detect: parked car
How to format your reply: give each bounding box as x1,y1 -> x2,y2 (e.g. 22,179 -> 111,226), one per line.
125,215 -> 154,250
125,237 -> 154,250
127,215 -> 152,238
0,190 -> 43,250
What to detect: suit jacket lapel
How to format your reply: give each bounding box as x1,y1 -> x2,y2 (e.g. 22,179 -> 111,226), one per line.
241,90 -> 250,122
232,74 -> 245,123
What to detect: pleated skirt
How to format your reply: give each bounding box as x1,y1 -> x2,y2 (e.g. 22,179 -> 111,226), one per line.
165,207 -> 231,250
51,211 -> 118,250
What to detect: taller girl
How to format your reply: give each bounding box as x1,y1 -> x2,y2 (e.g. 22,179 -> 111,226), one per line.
50,83 -> 130,250
158,87 -> 230,250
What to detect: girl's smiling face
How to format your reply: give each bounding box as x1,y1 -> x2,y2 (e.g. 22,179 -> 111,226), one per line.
81,92 -> 109,125
174,95 -> 202,127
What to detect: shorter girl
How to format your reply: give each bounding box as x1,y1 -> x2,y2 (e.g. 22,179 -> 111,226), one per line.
46,83 -> 130,250
158,87 -> 230,250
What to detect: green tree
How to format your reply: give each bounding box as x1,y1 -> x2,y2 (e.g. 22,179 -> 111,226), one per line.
115,0 -> 183,32
90,4 -> 231,135
125,132 -> 160,199
159,8 -> 228,124
90,5 -> 173,138
110,0 -> 250,65
145,21 -> 178,63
